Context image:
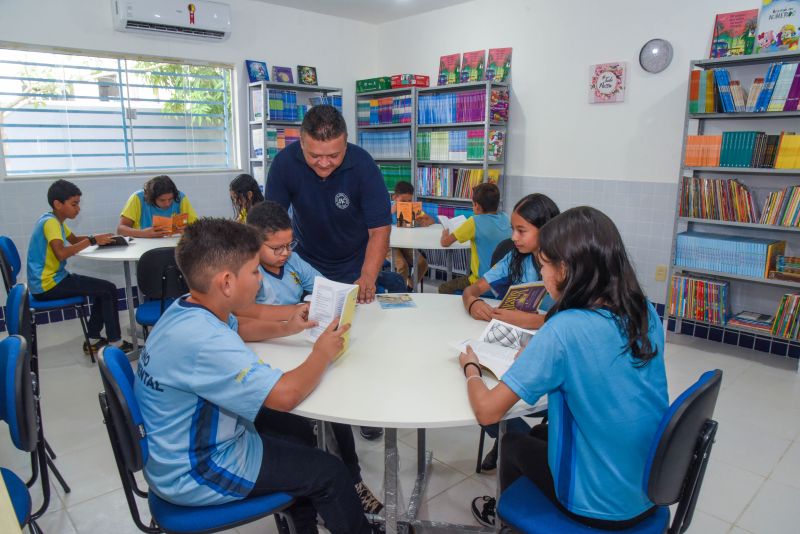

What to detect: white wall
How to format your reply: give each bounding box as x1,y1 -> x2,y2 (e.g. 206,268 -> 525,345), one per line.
0,0 -> 378,296
376,0 -> 758,183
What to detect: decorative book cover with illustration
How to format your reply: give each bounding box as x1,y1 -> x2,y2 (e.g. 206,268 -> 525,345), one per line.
498,282 -> 548,313
755,0 -> 800,53
438,53 -> 461,85
272,66 -> 293,83
485,48 -> 512,82
396,201 -> 424,228
710,9 -> 759,57
460,50 -> 485,83
152,213 -> 188,235
376,294 -> 417,309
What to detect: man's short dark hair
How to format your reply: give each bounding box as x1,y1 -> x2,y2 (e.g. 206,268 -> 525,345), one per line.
246,201 -> 292,236
47,179 -> 82,208
143,175 -> 180,205
176,218 -> 262,293
300,105 -> 347,141
472,183 -> 501,213
394,181 -> 414,196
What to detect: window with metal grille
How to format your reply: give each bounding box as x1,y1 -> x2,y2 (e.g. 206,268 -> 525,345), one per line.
0,47 -> 234,177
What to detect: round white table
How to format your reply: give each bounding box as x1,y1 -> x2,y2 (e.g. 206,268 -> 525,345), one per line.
78,236 -> 180,354
389,224 -> 470,287
249,293 -> 542,532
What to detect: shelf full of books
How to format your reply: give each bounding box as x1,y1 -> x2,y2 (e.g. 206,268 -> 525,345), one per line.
248,81 -> 343,189
667,47 -> 800,361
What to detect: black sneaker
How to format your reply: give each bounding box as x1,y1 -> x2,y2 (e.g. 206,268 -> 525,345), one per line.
471,496 -> 496,527
480,440 -> 498,472
83,338 -> 107,355
360,426 -> 384,441
355,480 -> 384,515
108,340 -> 135,354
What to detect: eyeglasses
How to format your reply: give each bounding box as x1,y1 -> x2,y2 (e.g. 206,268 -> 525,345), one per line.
264,240 -> 298,255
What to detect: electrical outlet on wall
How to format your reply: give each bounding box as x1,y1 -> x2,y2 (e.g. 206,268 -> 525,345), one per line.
655,265 -> 667,282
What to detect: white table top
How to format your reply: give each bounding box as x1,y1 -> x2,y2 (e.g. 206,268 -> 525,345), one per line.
78,236 -> 180,262
390,224 -> 470,250
248,293 -> 542,428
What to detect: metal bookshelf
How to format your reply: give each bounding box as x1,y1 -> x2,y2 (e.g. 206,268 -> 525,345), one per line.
247,81 -> 342,191
666,50 -> 800,368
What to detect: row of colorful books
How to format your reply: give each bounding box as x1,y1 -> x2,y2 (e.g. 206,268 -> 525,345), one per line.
709,5 -> 799,58
668,275 -> 730,326
684,132 -> 800,168
416,130 -> 505,162
417,90 -> 486,124
760,186 -> 800,227
309,95 -> 342,110
378,163 -> 411,191
357,130 -> 412,160
771,292 -> 800,340
257,91 -> 342,122
676,231 -> 785,278
357,95 -> 413,126
698,62 -> 800,113
679,177 -> 757,222
415,167 -> 501,198
264,127 -> 299,159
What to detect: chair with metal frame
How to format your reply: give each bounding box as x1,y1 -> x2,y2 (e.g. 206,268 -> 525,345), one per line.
134,247 -> 188,339
496,369 -> 723,534
5,283 -> 71,518
97,345 -> 298,534
0,235 -> 96,362
0,334 -> 43,533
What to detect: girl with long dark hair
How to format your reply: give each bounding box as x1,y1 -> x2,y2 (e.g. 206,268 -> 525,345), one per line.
462,206 -> 668,528
230,173 -> 265,223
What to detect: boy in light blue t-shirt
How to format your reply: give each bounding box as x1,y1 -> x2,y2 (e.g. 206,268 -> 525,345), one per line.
133,218 -> 372,533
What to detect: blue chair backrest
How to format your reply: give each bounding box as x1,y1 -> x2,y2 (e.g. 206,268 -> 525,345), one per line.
5,284 -> 32,346
0,336 -> 37,452
0,236 -> 21,291
97,346 -> 149,471
644,369 -> 722,505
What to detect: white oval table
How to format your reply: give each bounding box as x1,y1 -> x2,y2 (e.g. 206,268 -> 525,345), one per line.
78,237 -> 180,355
389,224 -> 470,287
249,293 -> 542,533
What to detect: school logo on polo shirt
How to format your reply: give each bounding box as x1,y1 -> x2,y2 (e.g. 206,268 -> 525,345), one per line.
334,192 -> 350,209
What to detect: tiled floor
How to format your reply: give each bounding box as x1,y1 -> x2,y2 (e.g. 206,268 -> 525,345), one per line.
1,313 -> 799,534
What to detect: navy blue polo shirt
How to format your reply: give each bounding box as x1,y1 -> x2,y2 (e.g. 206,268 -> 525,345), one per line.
266,141 -> 391,282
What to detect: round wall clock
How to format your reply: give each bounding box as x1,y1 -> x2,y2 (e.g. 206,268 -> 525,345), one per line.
639,39 -> 674,73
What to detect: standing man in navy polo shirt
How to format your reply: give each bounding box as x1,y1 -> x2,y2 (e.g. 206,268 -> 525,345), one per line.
267,104 -> 398,441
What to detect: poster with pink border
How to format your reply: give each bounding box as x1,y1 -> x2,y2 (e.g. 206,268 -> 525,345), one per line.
589,62 -> 626,104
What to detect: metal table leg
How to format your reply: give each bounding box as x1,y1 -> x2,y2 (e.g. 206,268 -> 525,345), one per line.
123,261 -> 139,359
384,428 -> 400,534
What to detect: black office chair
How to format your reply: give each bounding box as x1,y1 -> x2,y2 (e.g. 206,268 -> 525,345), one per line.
497,369 -> 723,533
135,247 -> 188,339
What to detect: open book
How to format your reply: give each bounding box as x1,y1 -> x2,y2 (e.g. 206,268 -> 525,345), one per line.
498,282 -> 548,313
451,319 -> 536,378
152,213 -> 188,235
438,214 -> 467,233
307,277 -> 358,359
396,201 -> 425,228
97,236 -> 129,248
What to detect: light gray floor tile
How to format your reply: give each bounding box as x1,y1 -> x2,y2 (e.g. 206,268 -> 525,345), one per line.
737,479 -> 800,534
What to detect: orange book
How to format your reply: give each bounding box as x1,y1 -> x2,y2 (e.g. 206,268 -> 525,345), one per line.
396,201 -> 423,228
689,71 -> 700,113
152,213 -> 189,234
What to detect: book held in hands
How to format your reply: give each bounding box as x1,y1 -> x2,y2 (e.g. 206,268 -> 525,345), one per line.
451,319 -> 537,379
437,214 -> 467,233
396,201 -> 424,228
152,213 -> 189,235
498,282 -> 549,313
307,277 -> 358,359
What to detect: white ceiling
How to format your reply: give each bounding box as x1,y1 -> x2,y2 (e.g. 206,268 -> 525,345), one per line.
251,0 -> 476,24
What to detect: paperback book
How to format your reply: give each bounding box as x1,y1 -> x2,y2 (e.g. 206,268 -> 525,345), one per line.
710,9 -> 759,57
438,53 -> 461,85
376,294 -> 417,309
396,201 -> 424,228
460,50 -> 485,83
485,48 -> 512,82
498,282 -> 549,313
755,0 -> 800,53
307,277 -> 358,359
451,319 -> 536,378
152,213 -> 188,235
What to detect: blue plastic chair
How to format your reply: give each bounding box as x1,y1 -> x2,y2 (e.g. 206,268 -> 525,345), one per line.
0,335 -> 42,533
97,345 -> 297,533
497,369 -> 722,534
134,247 -> 187,338
0,235 -> 95,362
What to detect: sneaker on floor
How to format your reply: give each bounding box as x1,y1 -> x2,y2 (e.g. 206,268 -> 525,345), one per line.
471,495 -> 496,527
360,426 -> 384,440
480,440 -> 498,472
355,480 -> 384,515
83,338 -> 107,355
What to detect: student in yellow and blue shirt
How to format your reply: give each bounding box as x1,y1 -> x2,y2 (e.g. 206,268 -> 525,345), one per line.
117,175 -> 198,238
27,179 -> 133,355
229,173 -> 264,223
438,182 -> 511,294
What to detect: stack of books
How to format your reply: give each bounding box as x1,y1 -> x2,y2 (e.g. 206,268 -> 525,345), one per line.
675,231 -> 785,278
679,177 -> 757,222
684,135 -> 722,166
768,255 -> 800,282
771,293 -> 800,340
691,62 -> 800,114
683,132 -> 799,168
668,274 -> 730,325
357,130 -> 412,159
265,127 -> 300,159
268,90 -> 299,121
357,95 -> 413,126
416,130 -> 504,162
378,163 -> 411,191
727,311 -> 774,334
418,90 -> 486,124
309,95 -> 342,112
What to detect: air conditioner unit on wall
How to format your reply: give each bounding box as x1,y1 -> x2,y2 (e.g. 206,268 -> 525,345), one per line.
112,0 -> 231,41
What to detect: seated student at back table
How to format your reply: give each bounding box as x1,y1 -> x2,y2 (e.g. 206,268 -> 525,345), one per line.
461,206 -> 668,529
438,182 -> 510,295
117,175 -> 198,238
27,179 -> 133,355
240,200 -> 385,515
390,181 -> 433,290
463,193 -> 560,330
133,218 -> 374,534
230,173 -> 264,223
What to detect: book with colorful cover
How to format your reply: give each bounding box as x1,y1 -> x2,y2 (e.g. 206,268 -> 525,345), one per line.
460,50 -> 485,82
755,0 -> 800,53
498,282 -> 549,313
307,277 -> 358,359
396,201 -> 424,227
152,213 -> 188,234
438,54 -> 461,86
376,293 -> 417,309
710,9 -> 759,57
485,48 -> 512,82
